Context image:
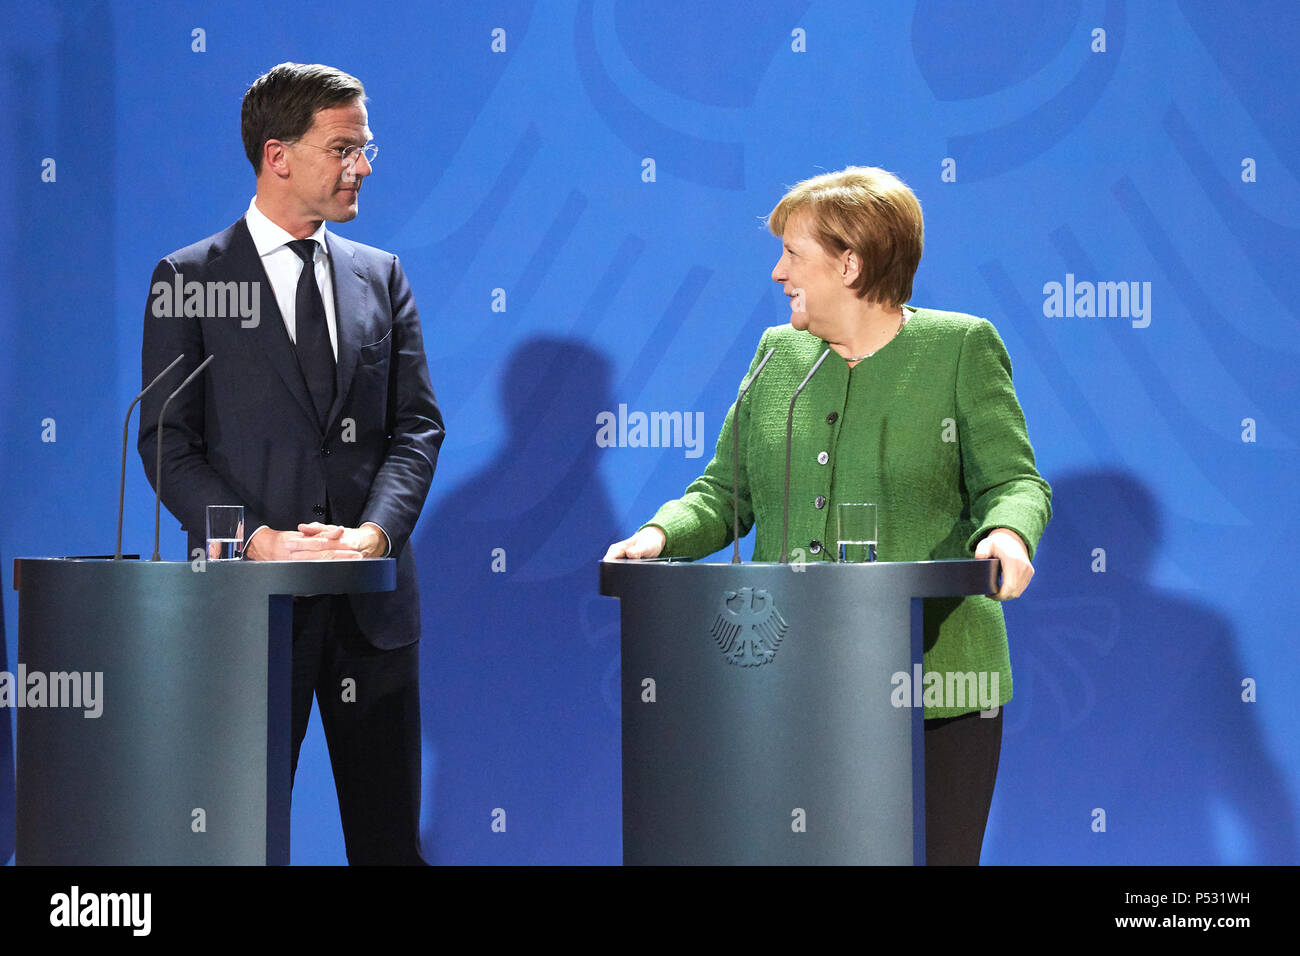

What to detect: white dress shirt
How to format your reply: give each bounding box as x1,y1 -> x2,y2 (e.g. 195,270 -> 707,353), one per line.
244,196 -> 339,359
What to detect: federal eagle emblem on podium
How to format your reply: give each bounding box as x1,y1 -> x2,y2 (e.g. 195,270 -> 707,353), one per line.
709,587 -> 789,667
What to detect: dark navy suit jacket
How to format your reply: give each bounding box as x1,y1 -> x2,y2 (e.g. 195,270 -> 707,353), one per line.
138,218 -> 444,649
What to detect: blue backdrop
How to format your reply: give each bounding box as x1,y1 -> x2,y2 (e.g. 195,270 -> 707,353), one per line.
1,0 -> 1296,865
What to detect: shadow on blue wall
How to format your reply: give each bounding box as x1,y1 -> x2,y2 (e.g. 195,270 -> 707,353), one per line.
990,470 -> 1297,864
418,337 -> 622,864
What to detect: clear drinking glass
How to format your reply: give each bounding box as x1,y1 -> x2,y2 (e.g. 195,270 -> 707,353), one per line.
206,505 -> 245,560
836,503 -> 877,563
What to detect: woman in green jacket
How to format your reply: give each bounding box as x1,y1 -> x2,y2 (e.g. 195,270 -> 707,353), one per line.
605,166 -> 1052,864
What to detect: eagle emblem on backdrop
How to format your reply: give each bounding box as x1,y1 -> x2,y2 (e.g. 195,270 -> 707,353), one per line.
710,588 -> 789,667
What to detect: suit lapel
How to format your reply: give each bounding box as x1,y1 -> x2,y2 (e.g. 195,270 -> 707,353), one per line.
325,231 -> 368,431
219,219 -> 323,430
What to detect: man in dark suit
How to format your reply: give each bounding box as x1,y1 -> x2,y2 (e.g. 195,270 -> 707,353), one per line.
138,63 -> 444,864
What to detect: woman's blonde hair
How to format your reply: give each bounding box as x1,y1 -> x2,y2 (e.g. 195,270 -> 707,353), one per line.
768,166 -> 923,308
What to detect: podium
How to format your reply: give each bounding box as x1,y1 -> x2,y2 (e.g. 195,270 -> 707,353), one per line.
11,556 -> 394,865
600,558 -> 998,865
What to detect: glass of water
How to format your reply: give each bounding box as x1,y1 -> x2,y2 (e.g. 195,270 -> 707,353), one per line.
836,503 -> 877,563
206,505 -> 245,561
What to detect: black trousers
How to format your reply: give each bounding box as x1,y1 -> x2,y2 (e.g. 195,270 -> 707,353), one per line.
290,594 -> 425,865
923,707 -> 1004,866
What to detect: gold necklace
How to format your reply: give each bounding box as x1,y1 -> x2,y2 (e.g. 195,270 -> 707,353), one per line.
844,309 -> 908,362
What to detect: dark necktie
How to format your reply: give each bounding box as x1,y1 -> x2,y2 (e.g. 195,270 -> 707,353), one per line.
289,238 -> 336,424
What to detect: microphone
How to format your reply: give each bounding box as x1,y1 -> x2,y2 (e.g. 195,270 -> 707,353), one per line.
153,354 -> 215,561
116,354 -> 187,559
780,348 -> 832,563
730,347 -> 775,564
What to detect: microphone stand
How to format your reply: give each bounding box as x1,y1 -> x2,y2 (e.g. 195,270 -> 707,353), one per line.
731,348 -> 775,563
116,354 -> 186,559
780,348 -> 831,563
153,355 -> 215,561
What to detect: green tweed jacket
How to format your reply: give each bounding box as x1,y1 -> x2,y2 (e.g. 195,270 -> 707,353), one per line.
645,307 -> 1052,718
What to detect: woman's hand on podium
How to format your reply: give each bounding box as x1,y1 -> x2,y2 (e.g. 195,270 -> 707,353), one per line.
974,527 -> 1034,600
604,526 -> 666,561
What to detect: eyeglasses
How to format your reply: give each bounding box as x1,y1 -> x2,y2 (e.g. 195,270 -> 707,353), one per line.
290,141 -> 379,170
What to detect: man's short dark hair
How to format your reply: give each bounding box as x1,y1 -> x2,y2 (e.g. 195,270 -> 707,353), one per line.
241,62 -> 366,174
